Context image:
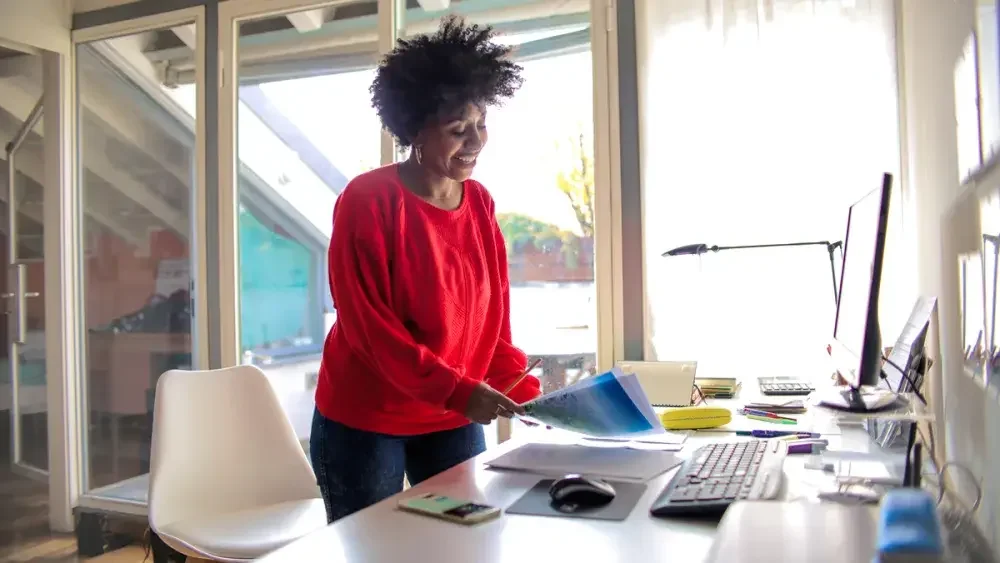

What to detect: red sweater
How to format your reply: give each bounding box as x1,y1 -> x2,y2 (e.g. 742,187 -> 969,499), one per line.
314,165 -> 541,435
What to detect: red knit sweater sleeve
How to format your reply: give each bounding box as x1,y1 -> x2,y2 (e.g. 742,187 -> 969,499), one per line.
328,189 -> 479,410
482,196 -> 541,405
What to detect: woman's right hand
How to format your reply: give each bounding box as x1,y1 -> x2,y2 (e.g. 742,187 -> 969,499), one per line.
463,382 -> 526,425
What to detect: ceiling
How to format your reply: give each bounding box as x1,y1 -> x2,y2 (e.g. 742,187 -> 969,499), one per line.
72,0 -> 141,13
73,0 -> 443,14
128,0 -> 588,86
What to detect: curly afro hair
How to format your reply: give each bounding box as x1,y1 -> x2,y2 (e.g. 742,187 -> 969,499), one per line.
370,16 -> 524,148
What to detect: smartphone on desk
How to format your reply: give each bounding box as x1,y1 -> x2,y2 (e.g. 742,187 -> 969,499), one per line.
398,493 -> 501,525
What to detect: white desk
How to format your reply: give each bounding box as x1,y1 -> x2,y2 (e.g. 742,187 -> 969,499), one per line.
258,400 -> 879,563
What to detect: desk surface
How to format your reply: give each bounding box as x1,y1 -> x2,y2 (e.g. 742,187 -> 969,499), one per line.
258,399 -> 878,563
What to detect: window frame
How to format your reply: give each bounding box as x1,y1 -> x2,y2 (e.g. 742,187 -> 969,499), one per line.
218,0 -> 621,380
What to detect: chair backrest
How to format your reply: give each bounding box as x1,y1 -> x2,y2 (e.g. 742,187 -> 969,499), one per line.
148,365 -> 319,530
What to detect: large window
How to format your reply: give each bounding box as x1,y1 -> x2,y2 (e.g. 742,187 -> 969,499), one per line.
396,2 -> 597,443
637,1 -> 906,380
233,5 -> 378,372
478,37 -> 597,395
216,1 -> 597,447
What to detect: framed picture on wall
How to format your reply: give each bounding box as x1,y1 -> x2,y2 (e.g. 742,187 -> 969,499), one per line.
977,0 -> 1000,163
960,252 -> 986,379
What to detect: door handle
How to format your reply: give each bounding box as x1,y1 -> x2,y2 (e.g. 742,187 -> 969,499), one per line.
6,263 -> 27,344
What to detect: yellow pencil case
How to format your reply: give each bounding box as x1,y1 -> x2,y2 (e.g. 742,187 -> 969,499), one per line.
660,406 -> 732,430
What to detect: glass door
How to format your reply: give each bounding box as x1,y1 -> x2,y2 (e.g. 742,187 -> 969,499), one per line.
4,92 -> 47,482
2,50 -> 47,483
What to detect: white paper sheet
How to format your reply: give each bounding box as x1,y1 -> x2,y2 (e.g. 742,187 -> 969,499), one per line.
486,442 -> 682,481
582,430 -> 688,445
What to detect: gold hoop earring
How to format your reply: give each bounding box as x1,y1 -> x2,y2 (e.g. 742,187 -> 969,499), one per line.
414,146 -> 423,165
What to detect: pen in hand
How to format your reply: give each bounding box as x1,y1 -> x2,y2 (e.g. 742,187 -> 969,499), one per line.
503,358 -> 543,395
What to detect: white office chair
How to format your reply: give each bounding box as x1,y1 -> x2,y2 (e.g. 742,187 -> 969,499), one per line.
148,365 -> 327,562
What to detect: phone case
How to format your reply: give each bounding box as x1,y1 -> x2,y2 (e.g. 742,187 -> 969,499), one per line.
398,493 -> 501,525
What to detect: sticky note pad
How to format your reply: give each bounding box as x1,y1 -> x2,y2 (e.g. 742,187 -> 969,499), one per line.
874,489 -> 943,562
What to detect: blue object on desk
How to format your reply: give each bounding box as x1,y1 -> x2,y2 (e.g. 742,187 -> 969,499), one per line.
874,489 -> 943,562
737,430 -> 819,438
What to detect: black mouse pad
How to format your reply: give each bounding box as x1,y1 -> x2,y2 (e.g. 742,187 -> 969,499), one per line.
505,479 -> 648,521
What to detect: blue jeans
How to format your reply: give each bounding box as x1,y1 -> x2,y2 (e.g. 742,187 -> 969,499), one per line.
310,409 -> 486,523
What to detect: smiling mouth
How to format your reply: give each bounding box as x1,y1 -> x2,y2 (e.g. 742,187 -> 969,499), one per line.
455,154 -> 478,164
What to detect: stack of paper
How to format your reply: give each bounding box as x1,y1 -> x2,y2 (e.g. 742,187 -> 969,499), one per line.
520,367 -> 664,438
696,377 -> 740,398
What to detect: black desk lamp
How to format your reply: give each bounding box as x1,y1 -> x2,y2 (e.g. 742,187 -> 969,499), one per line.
662,240 -> 843,306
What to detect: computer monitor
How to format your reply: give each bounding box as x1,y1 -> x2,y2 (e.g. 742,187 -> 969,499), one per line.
823,173 -> 894,412
882,297 -> 934,394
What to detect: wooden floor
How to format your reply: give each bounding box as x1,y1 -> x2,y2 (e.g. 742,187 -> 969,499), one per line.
0,411 -> 158,563
1,414 -> 150,563
0,466 -> 149,562
8,544 -> 155,562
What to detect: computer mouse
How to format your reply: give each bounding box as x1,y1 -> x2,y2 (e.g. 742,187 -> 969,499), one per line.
548,474 -> 616,509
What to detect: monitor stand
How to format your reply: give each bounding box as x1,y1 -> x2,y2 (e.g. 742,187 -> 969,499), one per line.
815,384 -> 900,412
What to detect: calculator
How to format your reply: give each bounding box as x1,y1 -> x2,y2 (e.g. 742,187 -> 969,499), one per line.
758,376 -> 814,396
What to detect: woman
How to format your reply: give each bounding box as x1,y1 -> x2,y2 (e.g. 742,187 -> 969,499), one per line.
310,16 -> 542,523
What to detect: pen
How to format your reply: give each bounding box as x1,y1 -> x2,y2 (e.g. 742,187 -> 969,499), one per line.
746,414 -> 796,425
737,430 -> 819,438
503,358 -> 543,394
741,408 -> 797,421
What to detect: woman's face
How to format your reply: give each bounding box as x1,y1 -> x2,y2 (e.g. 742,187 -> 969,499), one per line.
415,102 -> 488,182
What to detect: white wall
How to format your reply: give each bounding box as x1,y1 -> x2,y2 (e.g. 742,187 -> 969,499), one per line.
899,0 -> 999,547
0,0 -> 71,54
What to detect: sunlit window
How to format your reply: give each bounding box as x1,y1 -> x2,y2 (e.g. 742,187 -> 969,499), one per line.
639,0 -> 906,381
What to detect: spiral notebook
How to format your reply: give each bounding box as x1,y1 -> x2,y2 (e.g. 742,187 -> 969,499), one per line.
615,361 -> 698,407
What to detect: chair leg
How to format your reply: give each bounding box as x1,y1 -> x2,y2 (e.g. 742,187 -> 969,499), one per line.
149,530 -> 187,562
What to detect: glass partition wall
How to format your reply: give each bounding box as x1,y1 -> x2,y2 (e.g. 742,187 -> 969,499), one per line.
73,8 -> 207,510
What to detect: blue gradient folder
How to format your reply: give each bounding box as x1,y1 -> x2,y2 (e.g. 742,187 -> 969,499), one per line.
521,367 -> 664,437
